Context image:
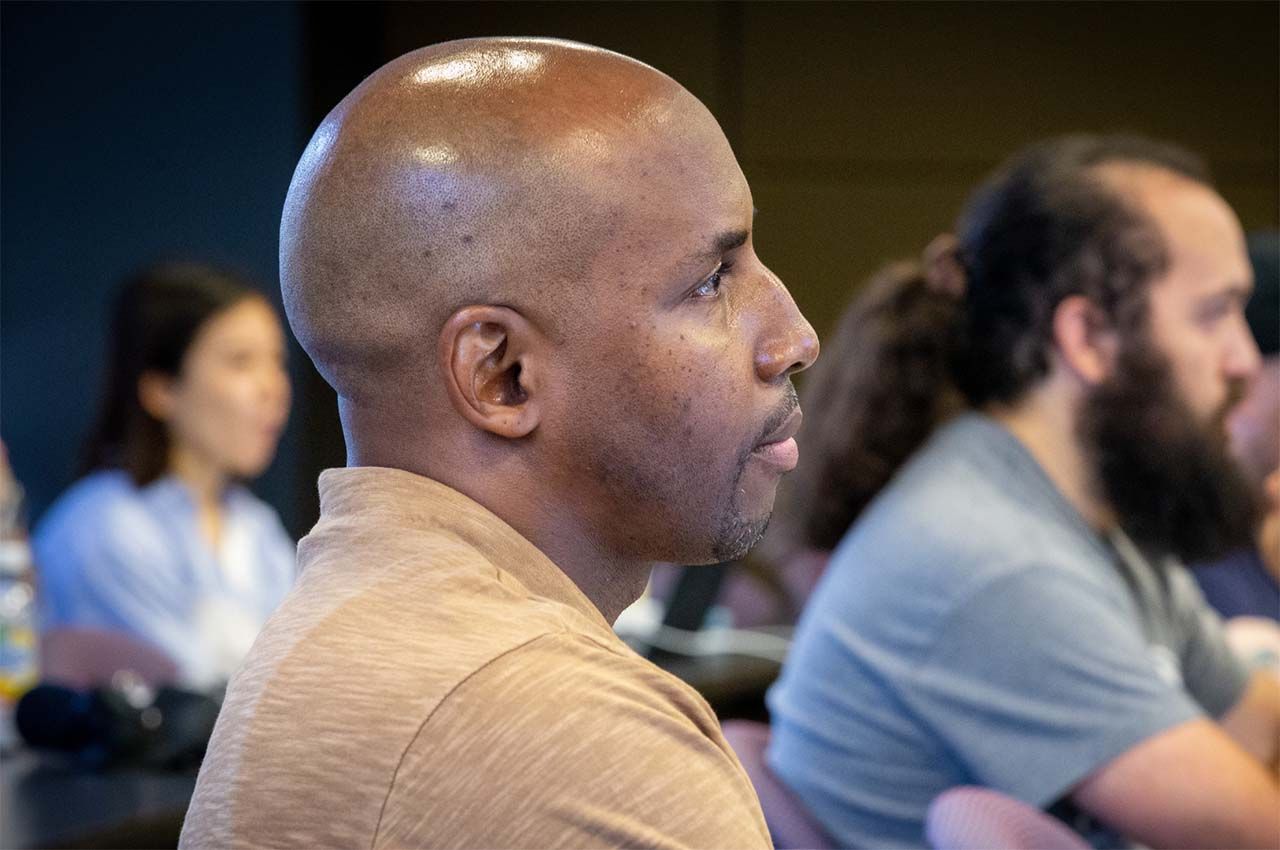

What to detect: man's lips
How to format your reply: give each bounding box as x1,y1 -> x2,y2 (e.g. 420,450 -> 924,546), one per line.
751,408 -> 803,472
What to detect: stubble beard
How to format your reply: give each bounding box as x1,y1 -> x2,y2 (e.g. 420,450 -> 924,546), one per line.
584,386 -> 796,566
708,387 -> 801,562
709,448 -> 773,563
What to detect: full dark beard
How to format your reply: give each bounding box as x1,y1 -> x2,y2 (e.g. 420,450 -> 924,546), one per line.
1078,340 -> 1259,565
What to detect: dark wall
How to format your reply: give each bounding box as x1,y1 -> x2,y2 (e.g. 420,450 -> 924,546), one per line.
346,0 -> 1280,336
1,2 -> 305,528
4,1 -> 1277,535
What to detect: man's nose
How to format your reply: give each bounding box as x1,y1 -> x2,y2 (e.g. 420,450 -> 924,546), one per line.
1226,317 -> 1262,382
754,271 -> 819,384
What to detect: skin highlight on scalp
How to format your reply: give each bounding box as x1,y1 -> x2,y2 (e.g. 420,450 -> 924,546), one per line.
283,38 -> 708,406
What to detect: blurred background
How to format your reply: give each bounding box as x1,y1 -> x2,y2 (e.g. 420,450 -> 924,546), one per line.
3,0 -> 1277,538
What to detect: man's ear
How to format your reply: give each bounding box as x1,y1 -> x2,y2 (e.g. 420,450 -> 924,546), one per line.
438,305 -> 542,439
1052,294 -> 1118,386
137,371 -> 177,422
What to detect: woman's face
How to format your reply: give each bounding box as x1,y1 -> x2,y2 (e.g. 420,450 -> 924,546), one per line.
155,297 -> 292,480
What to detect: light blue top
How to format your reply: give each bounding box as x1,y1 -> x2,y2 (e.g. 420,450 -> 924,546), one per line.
33,470 -> 296,689
767,413 -> 1249,849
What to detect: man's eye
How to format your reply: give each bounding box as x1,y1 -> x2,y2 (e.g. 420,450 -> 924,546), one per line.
1195,300 -> 1232,327
692,263 -> 730,299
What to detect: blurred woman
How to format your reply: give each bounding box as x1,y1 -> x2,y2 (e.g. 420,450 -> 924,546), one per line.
33,263 -> 294,689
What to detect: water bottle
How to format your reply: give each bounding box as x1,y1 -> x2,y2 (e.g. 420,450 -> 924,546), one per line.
0,459 -> 38,749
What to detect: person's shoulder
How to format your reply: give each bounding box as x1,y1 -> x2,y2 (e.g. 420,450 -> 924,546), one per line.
382,630 -> 769,848
419,627 -> 723,749
34,470 -> 151,547
838,416 -> 1089,583
813,418 -> 1122,649
467,629 -> 704,710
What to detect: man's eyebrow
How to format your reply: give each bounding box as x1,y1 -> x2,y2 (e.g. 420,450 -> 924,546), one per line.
1195,280 -> 1254,311
688,228 -> 749,264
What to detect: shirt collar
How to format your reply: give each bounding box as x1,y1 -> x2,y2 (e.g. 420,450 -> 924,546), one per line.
315,466 -> 611,631
945,413 -> 1116,560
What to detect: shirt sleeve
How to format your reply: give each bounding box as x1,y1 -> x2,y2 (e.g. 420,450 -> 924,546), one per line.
374,632 -> 772,850
1165,564 -> 1251,718
900,565 -> 1206,809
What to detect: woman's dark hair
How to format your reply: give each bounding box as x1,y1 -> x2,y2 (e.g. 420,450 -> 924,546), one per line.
81,263 -> 262,485
767,262 -> 966,555
768,134 -> 1213,557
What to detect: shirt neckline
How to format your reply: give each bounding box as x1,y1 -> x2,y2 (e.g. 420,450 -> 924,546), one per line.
315,466 -> 613,632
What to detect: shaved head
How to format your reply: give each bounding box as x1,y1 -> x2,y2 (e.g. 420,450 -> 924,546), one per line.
282,37 -> 816,620
282,38 -> 727,402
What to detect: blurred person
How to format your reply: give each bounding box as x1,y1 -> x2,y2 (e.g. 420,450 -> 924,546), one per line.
1194,232 -> 1280,622
181,38 -> 815,850
768,135 -> 1280,849
33,264 -> 294,690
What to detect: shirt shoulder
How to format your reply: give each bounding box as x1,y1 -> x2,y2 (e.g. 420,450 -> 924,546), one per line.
35,471 -> 148,537
377,630 -> 771,849
33,471 -> 175,578
817,421 -> 1125,662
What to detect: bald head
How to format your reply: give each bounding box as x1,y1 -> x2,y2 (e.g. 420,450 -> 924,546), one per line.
281,37 -> 731,403
281,37 -> 817,612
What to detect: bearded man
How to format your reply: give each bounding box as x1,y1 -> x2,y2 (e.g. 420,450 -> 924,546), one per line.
768,135 -> 1279,849
181,37 -> 816,849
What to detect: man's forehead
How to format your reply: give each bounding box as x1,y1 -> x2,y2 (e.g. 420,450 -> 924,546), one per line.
1092,163 -> 1250,287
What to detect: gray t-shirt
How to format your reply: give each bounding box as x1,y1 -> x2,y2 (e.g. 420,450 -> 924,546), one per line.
766,414 -> 1249,849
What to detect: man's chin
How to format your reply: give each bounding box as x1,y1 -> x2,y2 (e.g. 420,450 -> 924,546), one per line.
710,512 -> 772,564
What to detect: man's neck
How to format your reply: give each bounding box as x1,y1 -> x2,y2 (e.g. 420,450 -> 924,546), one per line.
516,507 -> 652,626
985,389 -> 1115,532
442,476 -> 652,625
344,414 -> 650,626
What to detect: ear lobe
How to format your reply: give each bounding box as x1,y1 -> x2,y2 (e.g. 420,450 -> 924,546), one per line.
1052,295 -> 1117,386
137,372 -> 176,421
439,305 -> 542,439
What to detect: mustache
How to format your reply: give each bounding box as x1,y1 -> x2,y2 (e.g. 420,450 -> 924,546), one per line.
1218,377 -> 1250,423
750,384 -> 801,450
1208,376 -> 1251,441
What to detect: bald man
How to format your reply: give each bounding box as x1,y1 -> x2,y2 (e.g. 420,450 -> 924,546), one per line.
180,38 -> 816,850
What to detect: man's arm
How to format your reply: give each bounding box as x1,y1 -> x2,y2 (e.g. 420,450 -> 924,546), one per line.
905,566 -> 1276,849
1220,670 -> 1280,772
1071,716 -> 1280,849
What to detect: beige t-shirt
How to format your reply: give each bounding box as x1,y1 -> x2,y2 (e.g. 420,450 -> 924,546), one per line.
180,467 -> 771,849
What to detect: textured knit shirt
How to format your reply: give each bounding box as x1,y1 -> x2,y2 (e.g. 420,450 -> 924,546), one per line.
180,467 -> 770,850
